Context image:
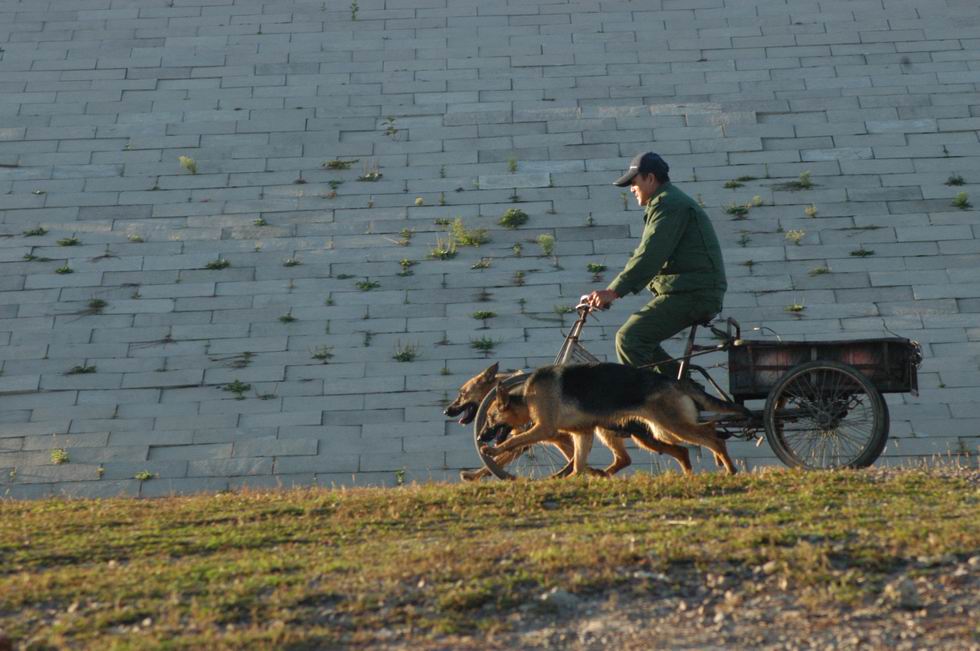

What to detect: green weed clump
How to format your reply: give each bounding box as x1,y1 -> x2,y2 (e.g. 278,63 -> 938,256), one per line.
499,208 -> 528,229
536,233 -> 555,256
357,161 -> 382,182
450,219 -> 489,247
223,379 -> 251,399
393,342 -> 420,362
775,171 -> 814,191
785,229 -> 805,245
178,155 -> 197,174
471,337 -> 496,353
724,203 -> 749,219
323,159 -> 358,170
311,346 -> 334,363
429,237 -> 457,260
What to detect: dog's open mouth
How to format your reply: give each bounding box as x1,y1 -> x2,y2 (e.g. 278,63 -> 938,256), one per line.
478,423 -> 511,446
456,403 -> 478,425
444,402 -> 478,424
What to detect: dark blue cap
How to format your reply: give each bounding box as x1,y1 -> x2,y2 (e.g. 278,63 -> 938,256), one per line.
613,152 -> 669,187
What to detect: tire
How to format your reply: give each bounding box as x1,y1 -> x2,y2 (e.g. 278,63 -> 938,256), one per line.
472,375 -> 571,480
763,361 -> 889,469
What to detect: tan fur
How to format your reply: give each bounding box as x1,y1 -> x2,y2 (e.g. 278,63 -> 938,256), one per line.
452,363 -> 711,480
448,363 -> 578,481
482,373 -> 739,477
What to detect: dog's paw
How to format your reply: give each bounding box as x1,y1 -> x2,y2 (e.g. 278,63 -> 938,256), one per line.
459,469 -> 481,482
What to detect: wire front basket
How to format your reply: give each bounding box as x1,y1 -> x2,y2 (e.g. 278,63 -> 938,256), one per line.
555,340 -> 601,366
553,303 -> 604,366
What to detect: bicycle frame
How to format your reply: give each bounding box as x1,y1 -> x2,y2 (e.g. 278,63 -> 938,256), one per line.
556,304 -> 760,437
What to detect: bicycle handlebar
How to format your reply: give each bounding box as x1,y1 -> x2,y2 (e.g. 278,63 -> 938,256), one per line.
576,294 -> 609,313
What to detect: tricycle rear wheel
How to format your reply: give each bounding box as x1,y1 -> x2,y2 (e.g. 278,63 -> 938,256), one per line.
763,361 -> 889,469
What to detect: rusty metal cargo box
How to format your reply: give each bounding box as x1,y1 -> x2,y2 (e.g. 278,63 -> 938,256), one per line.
728,338 -> 920,400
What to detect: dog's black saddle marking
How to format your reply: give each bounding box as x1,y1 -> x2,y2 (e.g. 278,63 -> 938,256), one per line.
548,363 -> 671,414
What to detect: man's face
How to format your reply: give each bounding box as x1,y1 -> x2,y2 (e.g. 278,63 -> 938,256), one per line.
629,173 -> 659,206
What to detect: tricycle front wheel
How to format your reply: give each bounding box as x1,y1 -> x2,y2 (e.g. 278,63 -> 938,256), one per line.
763,361 -> 889,469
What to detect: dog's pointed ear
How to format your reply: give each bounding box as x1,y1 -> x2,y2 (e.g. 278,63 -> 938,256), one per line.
481,362 -> 499,380
494,382 -> 509,407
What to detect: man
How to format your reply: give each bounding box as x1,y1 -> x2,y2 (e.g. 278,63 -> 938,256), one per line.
586,152 -> 727,378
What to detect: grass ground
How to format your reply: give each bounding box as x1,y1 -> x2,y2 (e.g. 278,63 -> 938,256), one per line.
0,468 -> 977,649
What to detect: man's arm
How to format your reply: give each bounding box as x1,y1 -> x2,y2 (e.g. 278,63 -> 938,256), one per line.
606,202 -> 689,297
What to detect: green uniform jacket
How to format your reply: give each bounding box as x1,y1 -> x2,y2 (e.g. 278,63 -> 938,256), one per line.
607,183 -> 727,298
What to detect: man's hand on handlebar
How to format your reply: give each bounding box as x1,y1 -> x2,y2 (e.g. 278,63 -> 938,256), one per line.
582,289 -> 619,311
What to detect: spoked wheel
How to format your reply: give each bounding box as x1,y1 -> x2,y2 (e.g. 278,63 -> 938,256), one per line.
473,375 -> 572,480
764,361 -> 889,469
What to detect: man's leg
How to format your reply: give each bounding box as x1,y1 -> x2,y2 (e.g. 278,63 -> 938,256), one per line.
615,292 -> 721,376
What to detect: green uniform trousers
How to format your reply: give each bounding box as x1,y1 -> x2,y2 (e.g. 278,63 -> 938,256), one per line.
615,291 -> 723,378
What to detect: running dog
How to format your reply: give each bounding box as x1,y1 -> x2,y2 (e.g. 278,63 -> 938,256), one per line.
445,363 -> 576,481
449,363 -> 713,479
480,363 -> 750,476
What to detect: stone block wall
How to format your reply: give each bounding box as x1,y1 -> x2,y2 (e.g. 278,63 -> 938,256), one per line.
0,0 -> 978,496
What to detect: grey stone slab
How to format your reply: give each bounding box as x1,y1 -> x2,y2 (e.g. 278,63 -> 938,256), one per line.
232,436 -> 318,458
187,457 -> 274,477
0,375 -> 41,394
121,369 -> 203,389
12,464 -> 103,484
274,453 -> 360,474
20,432 -> 109,451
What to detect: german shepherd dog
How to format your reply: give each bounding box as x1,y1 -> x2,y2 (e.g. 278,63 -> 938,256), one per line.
444,363 -> 576,481
480,363 -> 749,477
445,363 -> 680,480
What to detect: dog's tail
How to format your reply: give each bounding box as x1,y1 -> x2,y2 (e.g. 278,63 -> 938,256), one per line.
680,380 -> 752,418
